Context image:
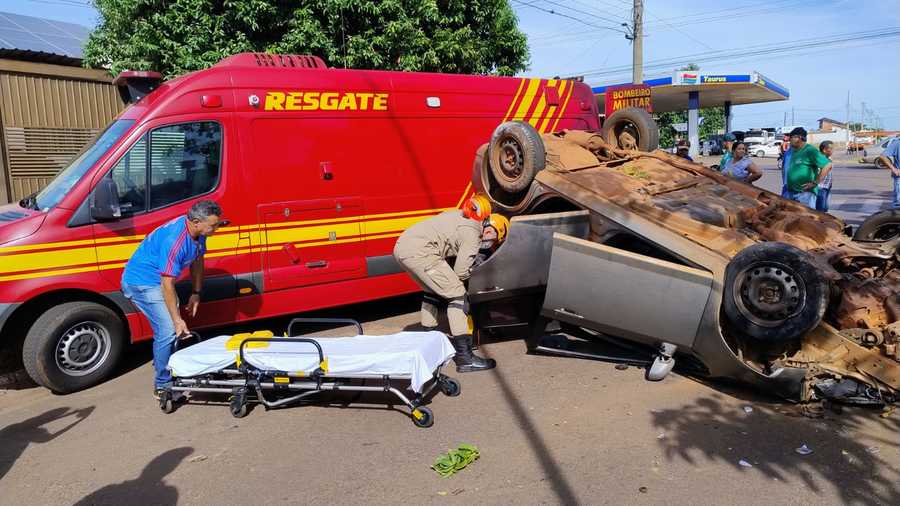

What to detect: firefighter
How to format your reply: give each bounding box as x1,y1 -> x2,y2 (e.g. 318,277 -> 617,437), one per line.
474,213 -> 510,267
393,194 -> 498,372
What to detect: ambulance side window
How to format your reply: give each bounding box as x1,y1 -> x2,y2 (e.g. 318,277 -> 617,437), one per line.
149,122 -> 221,210
109,136 -> 148,214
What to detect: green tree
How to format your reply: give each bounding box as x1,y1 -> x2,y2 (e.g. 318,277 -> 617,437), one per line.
84,0 -> 529,78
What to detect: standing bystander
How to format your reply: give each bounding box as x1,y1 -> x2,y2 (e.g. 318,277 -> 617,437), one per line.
784,127 -> 832,209
877,136 -> 900,208
816,141 -> 835,212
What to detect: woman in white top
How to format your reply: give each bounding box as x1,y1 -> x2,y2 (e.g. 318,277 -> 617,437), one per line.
721,142 -> 762,184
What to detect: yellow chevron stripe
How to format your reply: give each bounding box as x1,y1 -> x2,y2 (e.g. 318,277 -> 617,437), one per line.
537,80 -> 566,133
503,78 -> 526,121
512,78 -> 541,121
455,182 -> 473,208
550,79 -> 576,133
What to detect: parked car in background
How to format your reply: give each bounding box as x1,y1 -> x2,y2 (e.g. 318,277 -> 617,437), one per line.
748,141 -> 781,158
861,137 -> 897,169
701,139 -> 723,156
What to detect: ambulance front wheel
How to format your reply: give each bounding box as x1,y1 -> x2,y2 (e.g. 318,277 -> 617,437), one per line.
22,301 -> 125,394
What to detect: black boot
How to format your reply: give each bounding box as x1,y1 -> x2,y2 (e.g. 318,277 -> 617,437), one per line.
451,334 -> 496,373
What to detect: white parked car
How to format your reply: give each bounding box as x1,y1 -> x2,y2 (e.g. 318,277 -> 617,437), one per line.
861,137 -> 897,169
748,141 -> 781,158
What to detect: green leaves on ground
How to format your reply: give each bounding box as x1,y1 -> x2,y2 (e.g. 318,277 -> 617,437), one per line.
432,443 -> 480,477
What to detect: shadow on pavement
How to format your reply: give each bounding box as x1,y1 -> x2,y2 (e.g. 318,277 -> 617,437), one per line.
74,446 -> 193,506
651,395 -> 900,504
0,406 -> 95,481
478,347 -> 579,504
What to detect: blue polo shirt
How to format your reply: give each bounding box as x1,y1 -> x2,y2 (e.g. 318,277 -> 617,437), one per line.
122,216 -> 206,286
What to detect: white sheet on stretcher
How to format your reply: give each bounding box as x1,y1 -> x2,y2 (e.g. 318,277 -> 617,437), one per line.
167,331 -> 455,393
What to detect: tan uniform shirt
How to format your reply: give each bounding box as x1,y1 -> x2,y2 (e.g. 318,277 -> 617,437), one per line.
393,210 -> 483,281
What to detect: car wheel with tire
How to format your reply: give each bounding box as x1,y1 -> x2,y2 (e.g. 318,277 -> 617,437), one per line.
874,157 -> 888,170
601,107 -> 659,152
756,150 -> 765,158
487,121 -> 546,194
853,209 -> 900,242
23,301 -> 125,393
723,242 -> 829,343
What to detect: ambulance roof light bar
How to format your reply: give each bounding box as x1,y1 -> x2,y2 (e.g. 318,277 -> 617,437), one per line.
113,70 -> 163,104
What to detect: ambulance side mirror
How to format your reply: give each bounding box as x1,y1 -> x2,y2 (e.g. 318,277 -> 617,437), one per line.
91,178 -> 122,221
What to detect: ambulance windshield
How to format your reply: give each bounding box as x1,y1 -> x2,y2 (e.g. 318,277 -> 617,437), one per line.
29,119 -> 135,211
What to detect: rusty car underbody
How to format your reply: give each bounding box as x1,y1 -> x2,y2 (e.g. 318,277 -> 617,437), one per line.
470,129 -> 900,405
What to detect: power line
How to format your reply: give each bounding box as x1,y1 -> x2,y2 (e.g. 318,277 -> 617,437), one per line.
527,0 -> 807,44
641,5 -> 714,51
571,27 -> 900,77
511,0 -> 630,35
536,0 -> 629,27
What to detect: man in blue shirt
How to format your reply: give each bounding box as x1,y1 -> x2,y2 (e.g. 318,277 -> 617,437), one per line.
121,200 -> 224,395
878,137 -> 900,208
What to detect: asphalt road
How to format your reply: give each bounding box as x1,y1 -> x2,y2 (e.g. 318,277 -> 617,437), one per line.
1,154 -> 898,505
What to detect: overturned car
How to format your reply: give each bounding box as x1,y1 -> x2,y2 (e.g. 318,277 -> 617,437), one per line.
467,117 -> 900,405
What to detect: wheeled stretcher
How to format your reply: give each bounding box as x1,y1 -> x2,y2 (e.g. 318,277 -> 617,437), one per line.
158,318 -> 460,427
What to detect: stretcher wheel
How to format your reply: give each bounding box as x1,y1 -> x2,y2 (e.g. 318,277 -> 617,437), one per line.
229,399 -> 249,418
160,397 -> 175,414
411,406 -> 434,428
440,377 -> 461,397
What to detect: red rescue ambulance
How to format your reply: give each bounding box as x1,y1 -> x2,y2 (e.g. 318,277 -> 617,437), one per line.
0,53 -> 599,392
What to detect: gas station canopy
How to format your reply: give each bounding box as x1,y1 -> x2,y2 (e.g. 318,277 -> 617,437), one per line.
592,71 -> 790,158
592,71 -> 790,113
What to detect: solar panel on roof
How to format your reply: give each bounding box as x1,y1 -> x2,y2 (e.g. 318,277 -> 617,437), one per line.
0,11 -> 90,59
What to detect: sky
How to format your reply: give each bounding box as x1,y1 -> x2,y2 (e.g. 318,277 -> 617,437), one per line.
2,0 -> 899,131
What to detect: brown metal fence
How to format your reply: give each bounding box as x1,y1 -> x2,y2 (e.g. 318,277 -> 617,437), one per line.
0,62 -> 123,204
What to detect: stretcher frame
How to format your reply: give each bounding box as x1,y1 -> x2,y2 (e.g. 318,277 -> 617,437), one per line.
157,318 -> 460,427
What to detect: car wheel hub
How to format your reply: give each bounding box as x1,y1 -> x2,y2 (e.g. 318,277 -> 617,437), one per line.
734,262 -> 806,327
498,138 -> 524,181
55,322 -> 111,377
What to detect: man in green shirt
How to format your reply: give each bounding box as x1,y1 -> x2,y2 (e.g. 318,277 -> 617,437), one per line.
784,127 -> 832,209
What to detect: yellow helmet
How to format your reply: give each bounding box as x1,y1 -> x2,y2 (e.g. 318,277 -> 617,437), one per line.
488,214 -> 510,243
463,193 -> 492,222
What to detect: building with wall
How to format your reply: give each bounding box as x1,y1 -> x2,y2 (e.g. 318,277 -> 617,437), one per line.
0,12 -> 123,204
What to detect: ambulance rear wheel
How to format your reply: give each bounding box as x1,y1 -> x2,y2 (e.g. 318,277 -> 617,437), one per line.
488,121 -> 546,194
22,301 -> 125,394
601,107 -> 659,152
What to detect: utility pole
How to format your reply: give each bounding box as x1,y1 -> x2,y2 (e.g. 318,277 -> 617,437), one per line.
791,107 -> 795,125
783,111 -> 788,126
632,0 -> 643,85
861,101 -> 866,130
846,91 -> 851,144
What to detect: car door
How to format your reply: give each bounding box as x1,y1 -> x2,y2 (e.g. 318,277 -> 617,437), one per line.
541,233 -> 714,349
467,210 -> 590,333
93,119 -> 240,329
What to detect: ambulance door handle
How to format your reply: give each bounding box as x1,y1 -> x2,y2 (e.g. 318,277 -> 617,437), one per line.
306,260 -> 328,269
